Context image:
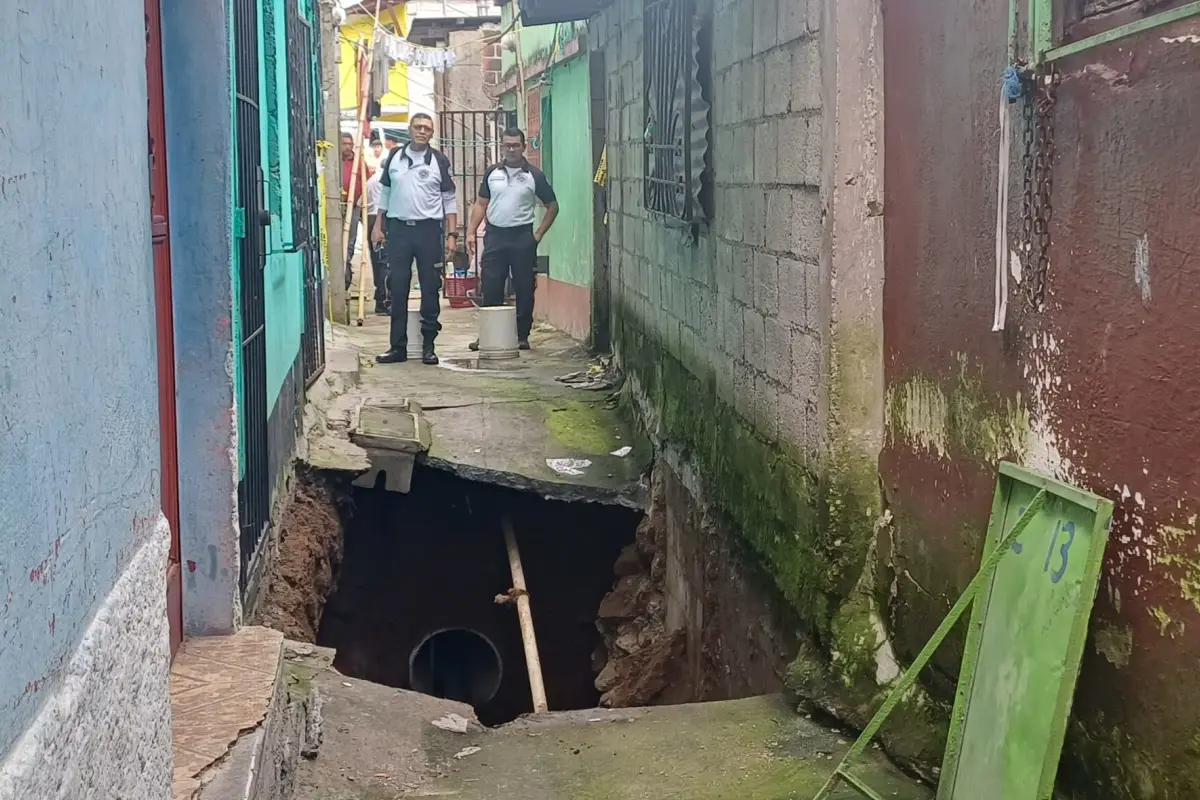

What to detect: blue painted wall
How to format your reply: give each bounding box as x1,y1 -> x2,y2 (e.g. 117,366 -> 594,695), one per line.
163,0 -> 242,634
0,0 -> 163,750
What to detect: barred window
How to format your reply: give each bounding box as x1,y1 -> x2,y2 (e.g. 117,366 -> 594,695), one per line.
643,0 -> 712,224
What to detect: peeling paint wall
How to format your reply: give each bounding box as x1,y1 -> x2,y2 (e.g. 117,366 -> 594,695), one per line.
163,0 -> 242,635
883,1 -> 1200,795
0,0 -> 173,790
0,524 -> 173,800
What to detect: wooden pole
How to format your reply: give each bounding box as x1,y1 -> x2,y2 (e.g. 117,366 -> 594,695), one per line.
502,516 -> 549,714
343,0 -> 380,325
341,40 -> 367,325
318,0 -> 348,323
355,139 -> 372,324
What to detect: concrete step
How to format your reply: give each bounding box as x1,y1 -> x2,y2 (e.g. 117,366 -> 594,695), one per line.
170,628 -> 319,800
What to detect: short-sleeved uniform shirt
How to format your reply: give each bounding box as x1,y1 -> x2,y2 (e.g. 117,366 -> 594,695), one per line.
478,160 -> 557,229
378,143 -> 458,221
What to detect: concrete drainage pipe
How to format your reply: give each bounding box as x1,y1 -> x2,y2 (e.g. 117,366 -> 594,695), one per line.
408,628 -> 504,707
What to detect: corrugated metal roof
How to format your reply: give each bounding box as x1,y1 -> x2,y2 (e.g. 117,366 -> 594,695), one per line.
519,0 -> 610,25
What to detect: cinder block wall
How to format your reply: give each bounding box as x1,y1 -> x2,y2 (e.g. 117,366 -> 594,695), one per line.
591,0 -> 917,763
595,0 -> 825,465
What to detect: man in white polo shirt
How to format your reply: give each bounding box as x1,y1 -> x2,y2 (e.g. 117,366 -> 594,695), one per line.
372,113 -> 458,365
466,127 -> 559,350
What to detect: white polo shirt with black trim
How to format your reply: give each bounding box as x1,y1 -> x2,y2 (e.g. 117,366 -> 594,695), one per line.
478,160 -> 557,229
378,143 -> 458,221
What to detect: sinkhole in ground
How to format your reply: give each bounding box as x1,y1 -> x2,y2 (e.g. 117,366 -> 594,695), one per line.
316,466 -> 641,726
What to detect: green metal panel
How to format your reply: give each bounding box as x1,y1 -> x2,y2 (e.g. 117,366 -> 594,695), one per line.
540,56 -> 594,288
1030,0 -> 1053,64
1043,1 -> 1200,63
814,489 -> 1050,800
938,463 -> 1114,799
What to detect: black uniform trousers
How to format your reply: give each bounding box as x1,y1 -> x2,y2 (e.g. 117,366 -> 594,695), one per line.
366,213 -> 389,303
481,223 -> 537,340
386,217 -> 444,349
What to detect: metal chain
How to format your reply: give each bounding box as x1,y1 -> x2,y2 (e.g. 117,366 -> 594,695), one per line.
1024,68 -> 1058,310
1020,78 -> 1036,270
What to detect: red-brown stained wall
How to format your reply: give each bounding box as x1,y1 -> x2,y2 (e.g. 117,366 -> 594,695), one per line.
882,1 -> 1200,796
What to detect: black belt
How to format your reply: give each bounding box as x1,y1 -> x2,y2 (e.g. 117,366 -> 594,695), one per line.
391,217 -> 442,227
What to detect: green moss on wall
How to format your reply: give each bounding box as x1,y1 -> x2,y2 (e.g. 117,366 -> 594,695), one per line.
614,300 -> 886,633
886,353 -> 1030,463
1063,718 -> 1200,800
614,298 -> 951,771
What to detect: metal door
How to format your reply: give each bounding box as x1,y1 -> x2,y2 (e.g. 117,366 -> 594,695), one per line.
145,0 -> 183,656
438,109 -> 506,259
286,0 -> 325,386
589,49 -> 611,352
234,0 -> 270,594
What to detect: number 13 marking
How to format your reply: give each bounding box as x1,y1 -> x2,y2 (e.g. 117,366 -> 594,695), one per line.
1043,520 -> 1075,584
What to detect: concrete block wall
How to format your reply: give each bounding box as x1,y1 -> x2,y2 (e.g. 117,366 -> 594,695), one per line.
593,0 -> 825,462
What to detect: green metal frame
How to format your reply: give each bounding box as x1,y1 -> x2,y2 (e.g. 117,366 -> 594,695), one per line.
936,463 -> 1114,798
1022,0 -> 1200,65
1044,1 -> 1200,62
812,488 -> 1050,800
814,463 -> 1115,800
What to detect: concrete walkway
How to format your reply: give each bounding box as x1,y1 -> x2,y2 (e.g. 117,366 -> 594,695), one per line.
302,297 -> 648,507
290,658 -> 932,800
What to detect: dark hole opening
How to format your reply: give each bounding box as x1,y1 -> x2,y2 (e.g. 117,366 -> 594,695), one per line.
317,465 -> 641,726
409,628 -> 503,708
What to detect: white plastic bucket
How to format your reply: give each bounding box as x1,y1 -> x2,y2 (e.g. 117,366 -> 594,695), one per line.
477,306 -> 519,360
406,308 -> 422,358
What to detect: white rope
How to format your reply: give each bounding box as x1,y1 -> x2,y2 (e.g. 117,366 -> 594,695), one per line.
993,88 -> 1012,333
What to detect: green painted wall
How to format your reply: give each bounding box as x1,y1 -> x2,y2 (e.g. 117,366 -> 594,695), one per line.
500,8 -> 585,87
261,0 -> 306,409
541,56 -> 593,289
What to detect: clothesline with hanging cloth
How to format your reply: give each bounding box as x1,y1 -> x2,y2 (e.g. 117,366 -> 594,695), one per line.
375,27 -> 457,72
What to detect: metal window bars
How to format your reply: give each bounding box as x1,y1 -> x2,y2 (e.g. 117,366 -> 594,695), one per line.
234,0 -> 271,595
642,0 -> 710,224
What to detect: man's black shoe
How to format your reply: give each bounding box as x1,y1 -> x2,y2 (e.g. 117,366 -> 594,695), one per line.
374,301 -> 389,315
376,348 -> 407,364
422,342 -> 439,365
468,340 -> 480,352
518,338 -> 531,351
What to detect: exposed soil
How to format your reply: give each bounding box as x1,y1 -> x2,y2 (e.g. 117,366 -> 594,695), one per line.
595,464 -> 801,708
252,470 -> 347,642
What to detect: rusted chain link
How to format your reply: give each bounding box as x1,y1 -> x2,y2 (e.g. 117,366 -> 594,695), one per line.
1021,68 -> 1058,311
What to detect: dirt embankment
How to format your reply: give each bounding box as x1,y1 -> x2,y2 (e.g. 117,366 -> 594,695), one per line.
594,465 -> 799,708
252,471 -> 347,641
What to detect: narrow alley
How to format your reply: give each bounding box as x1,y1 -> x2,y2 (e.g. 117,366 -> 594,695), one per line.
2,0 -> 1199,799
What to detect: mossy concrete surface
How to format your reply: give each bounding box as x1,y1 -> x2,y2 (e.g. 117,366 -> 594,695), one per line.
430,696 -> 929,800
298,665 -> 930,800
302,305 -> 648,507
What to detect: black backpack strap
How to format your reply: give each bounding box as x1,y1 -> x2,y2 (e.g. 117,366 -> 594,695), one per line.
380,146 -> 402,187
